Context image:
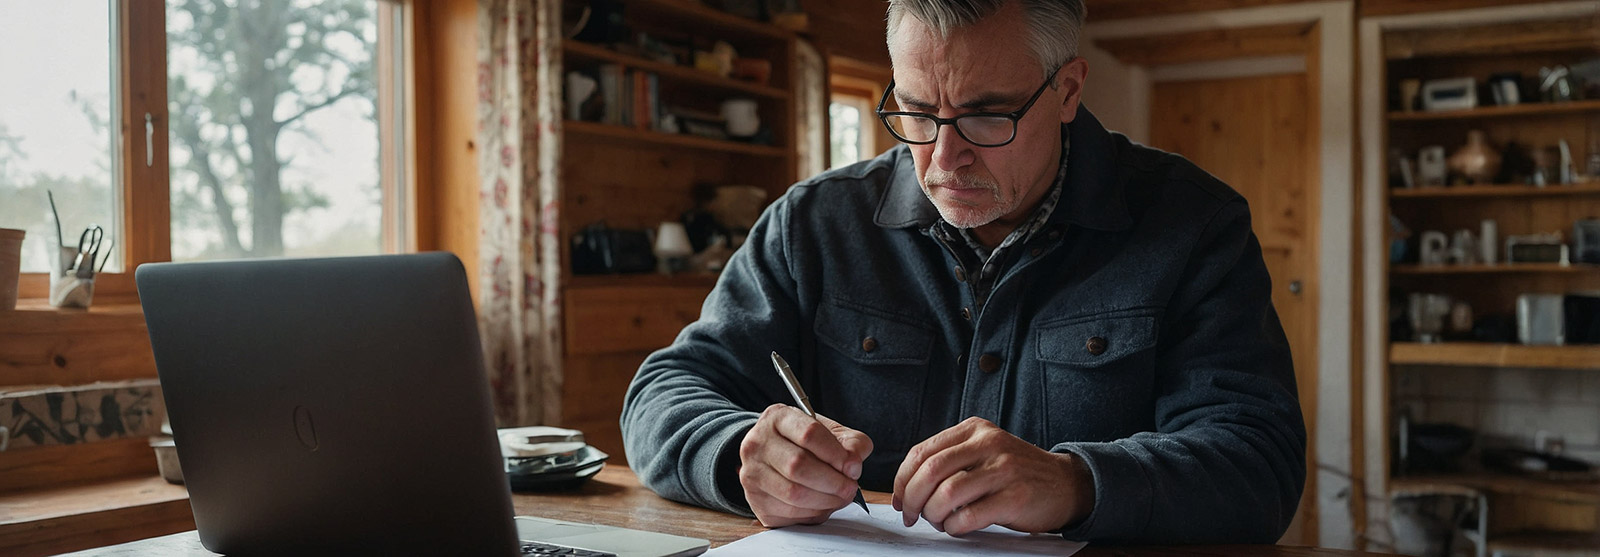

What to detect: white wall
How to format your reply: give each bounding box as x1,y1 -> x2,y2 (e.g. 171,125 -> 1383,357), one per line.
1079,40 -> 1148,144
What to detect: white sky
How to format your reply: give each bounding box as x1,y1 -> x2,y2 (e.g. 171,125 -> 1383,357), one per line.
0,1 -> 383,267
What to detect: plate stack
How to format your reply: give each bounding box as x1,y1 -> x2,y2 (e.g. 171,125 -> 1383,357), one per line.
499,426 -> 609,492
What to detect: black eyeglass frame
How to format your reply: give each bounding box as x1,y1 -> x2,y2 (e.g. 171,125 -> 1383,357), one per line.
875,65 -> 1063,148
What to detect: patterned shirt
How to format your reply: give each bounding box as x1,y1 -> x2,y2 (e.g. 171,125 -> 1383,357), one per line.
931,132 -> 1070,311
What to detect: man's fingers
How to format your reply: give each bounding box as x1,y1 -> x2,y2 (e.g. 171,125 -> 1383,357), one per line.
743,461 -> 852,511
816,413 -> 873,478
920,468 -> 998,529
759,439 -> 859,503
892,418 -> 982,504
940,491 -> 1019,537
772,407 -> 852,472
898,438 -> 985,527
746,489 -> 837,528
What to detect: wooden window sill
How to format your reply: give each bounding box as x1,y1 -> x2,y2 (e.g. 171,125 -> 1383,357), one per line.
0,474 -> 193,556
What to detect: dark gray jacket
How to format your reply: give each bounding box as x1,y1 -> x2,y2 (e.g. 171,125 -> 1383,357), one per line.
620,106 -> 1305,544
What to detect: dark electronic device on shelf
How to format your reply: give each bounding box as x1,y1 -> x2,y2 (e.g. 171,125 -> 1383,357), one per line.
571,222 -> 656,275
1567,294 -> 1600,345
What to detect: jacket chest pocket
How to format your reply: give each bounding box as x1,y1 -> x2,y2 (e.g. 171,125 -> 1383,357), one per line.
1035,309 -> 1160,442
812,298 -> 931,454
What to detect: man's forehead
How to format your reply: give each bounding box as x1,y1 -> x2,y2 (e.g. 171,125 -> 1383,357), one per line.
887,10 -> 1038,105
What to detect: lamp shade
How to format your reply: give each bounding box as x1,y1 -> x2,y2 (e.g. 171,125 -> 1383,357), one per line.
654,222 -> 693,258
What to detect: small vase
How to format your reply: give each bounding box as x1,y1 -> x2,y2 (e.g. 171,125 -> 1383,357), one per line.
1449,130 -> 1502,184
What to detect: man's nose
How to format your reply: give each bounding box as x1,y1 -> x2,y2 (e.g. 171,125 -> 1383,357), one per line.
931,123 -> 976,171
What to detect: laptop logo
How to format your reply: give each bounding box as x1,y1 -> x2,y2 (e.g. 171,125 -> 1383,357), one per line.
293,405 -> 319,452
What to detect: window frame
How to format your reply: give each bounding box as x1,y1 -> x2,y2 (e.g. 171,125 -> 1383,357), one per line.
16,0 -> 416,303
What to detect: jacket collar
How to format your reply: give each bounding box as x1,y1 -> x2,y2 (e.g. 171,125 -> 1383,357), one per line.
872,105 -> 1133,232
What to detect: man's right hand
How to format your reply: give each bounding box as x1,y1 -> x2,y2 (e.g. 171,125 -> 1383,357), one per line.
738,403 -> 874,527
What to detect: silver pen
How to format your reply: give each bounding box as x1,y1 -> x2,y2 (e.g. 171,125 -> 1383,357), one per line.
770,351 -> 870,514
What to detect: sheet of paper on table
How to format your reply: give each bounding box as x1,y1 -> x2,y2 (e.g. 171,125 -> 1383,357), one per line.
705,503 -> 1086,556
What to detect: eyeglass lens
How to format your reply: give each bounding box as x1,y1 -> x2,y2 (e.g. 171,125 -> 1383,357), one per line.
883,114 -> 1016,146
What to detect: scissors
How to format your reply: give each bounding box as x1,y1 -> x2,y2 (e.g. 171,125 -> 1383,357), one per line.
74,225 -> 104,279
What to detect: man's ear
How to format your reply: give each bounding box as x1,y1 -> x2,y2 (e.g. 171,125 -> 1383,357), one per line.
1058,57 -> 1090,124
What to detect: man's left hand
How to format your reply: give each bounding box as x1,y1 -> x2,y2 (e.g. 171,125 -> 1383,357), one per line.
891,417 -> 1095,536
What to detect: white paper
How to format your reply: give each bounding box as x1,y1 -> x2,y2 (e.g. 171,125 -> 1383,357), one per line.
706,503 -> 1086,556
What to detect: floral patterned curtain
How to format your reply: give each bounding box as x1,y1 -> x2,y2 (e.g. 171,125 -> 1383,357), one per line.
476,0 -> 563,426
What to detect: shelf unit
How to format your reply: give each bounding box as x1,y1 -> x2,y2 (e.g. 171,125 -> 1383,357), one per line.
556,3 -> 798,459
1391,263 -> 1600,275
1388,98 -> 1600,122
1378,14 -> 1600,552
1390,343 -> 1600,370
1390,182 -> 1600,199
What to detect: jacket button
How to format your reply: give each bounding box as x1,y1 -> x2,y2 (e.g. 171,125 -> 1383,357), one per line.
862,337 -> 879,353
954,266 -> 967,282
978,353 -> 1002,373
1086,337 -> 1108,356
1030,247 -> 1044,257
961,307 -> 972,321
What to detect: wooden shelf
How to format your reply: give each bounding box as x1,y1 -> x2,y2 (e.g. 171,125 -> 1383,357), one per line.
1388,99 -> 1600,122
1488,531 -> 1600,554
1390,183 -> 1600,199
563,41 -> 788,100
567,273 -> 720,290
0,474 -> 193,555
1391,263 -> 1599,275
626,0 -> 795,41
1391,474 -> 1600,504
564,120 -> 788,157
1390,343 -> 1600,369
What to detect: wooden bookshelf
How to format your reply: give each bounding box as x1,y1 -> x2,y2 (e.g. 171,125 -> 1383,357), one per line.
1388,99 -> 1600,122
556,4 -> 797,461
1391,474 -> 1600,505
1390,182 -> 1600,199
564,120 -> 789,157
625,0 -> 794,41
1391,263 -> 1600,275
563,40 -> 789,100
1389,343 -> 1600,370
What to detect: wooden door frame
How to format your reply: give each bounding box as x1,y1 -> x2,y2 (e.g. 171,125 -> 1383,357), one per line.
1356,1 -> 1600,551
1085,1 -> 1357,548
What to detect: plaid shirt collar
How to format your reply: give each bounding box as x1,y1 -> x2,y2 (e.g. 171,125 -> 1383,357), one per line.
944,133 -> 1069,263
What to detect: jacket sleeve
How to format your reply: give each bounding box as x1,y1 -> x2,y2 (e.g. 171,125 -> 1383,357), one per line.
1053,198 -> 1307,544
619,195 -> 803,517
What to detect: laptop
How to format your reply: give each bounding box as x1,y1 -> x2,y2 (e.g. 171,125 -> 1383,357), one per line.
137,253 -> 709,557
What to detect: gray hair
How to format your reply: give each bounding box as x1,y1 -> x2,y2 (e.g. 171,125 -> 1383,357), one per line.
886,0 -> 1086,79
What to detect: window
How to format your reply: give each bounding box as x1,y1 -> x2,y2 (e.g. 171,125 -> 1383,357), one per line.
826,57 -> 892,171
0,2 -> 120,274
828,96 -> 873,170
0,0 -> 411,299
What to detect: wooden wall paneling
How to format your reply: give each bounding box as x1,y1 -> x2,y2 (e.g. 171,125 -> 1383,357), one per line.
412,0 -> 480,303
0,306 -> 156,388
1094,22 -> 1315,66
1361,0 -> 1580,18
1083,0 -> 1322,21
561,140 -> 743,232
799,0 -> 891,67
1383,14 -> 1600,60
0,438 -> 160,494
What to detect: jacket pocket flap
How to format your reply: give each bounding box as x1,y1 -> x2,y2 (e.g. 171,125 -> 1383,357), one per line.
1036,312 -> 1158,367
814,299 -> 933,366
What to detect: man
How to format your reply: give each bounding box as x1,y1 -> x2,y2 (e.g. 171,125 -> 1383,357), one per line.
620,0 -> 1305,544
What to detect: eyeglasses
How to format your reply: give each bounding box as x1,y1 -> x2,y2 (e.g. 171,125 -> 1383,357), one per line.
876,66 -> 1062,148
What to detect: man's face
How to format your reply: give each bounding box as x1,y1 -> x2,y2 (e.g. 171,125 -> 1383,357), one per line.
886,2 -> 1087,229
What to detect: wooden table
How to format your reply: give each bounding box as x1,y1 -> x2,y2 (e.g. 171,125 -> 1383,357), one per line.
66,466 -> 1392,556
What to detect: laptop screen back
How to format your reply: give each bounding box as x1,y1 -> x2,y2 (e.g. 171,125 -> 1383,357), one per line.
137,253 -> 518,556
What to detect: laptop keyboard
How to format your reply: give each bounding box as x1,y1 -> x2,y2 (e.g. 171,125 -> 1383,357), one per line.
519,540 -> 617,556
